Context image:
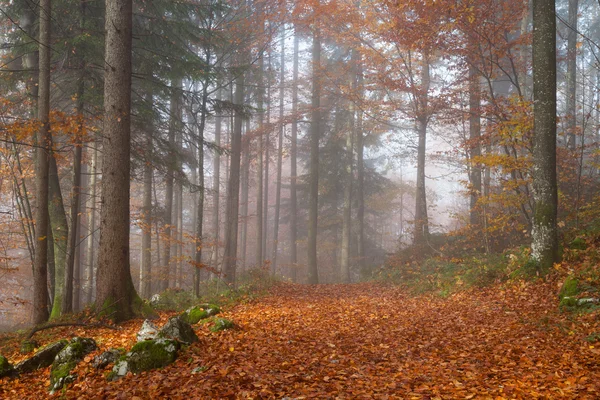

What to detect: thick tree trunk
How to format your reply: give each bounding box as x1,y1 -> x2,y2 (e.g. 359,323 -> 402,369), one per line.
531,0 -> 559,270
222,73 -> 244,285
95,0 -> 141,322
272,33 -> 285,275
413,60 -> 430,248
33,0 -> 51,325
307,23 -> 321,285
566,0 -> 579,150
289,30 -> 299,282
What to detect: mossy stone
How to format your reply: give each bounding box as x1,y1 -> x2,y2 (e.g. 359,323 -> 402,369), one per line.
560,276 -> 579,300
0,355 -> 14,378
183,307 -> 209,324
49,337 -> 97,391
127,338 -> 180,374
19,340 -> 39,354
15,339 -> 68,375
210,318 -> 235,332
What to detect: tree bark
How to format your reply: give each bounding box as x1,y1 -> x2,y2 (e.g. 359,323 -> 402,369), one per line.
272,32 -> 285,275
222,72 -> 244,285
468,64 -> 482,227
48,156 -> 68,319
211,88 -> 222,277
566,0 -> 579,150
289,29 -> 299,282
95,0 -> 141,322
307,20 -> 321,285
85,145 -> 97,304
140,96 -> 153,298
356,60 -> 365,272
413,59 -> 430,248
531,0 -> 559,271
33,0 -> 51,325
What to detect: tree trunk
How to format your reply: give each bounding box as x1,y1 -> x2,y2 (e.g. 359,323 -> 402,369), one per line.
289,29 -> 299,282
211,88 -> 222,277
95,0 -> 141,322
33,0 -> 51,325
240,118 -> 250,270
85,144 -> 98,304
48,156 -> 68,319
531,0 -> 559,271
263,50 -> 271,263
272,33 -> 285,275
356,61 -> 365,272
162,80 -> 181,291
468,64 -> 482,226
413,59 -> 430,248
140,96 -> 153,298
307,21 -> 321,285
222,72 -> 244,285
256,43 -> 265,268
566,0 -> 579,150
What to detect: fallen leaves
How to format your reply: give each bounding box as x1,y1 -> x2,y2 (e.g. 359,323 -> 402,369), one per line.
1,282 -> 600,398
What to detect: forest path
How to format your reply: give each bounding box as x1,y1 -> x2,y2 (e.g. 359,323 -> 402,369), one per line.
4,282 -> 600,399
126,282 -> 598,399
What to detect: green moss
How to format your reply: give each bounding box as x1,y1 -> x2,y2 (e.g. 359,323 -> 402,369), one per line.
183,307 -> 209,324
127,339 -> 180,374
132,294 -> 158,319
570,237 -> 587,250
560,276 -> 579,300
210,318 -> 235,332
50,360 -> 76,389
20,340 -> 38,354
0,355 -> 14,377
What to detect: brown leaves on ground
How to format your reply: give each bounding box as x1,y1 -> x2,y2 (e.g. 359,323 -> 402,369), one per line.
1,281 -> 600,399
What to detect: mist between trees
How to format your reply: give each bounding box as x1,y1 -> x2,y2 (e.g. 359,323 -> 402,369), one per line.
0,0 -> 588,325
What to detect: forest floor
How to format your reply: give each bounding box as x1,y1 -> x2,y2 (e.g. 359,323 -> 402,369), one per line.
1,280 -> 600,399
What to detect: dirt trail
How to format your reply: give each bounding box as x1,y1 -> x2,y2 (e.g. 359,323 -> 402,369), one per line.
2,282 -> 600,399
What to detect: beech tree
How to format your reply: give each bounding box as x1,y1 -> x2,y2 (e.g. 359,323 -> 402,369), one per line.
531,0 -> 559,270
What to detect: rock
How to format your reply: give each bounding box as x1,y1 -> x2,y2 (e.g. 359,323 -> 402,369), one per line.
149,294 -> 161,308
210,318 -> 236,332
199,303 -> 221,317
49,337 -> 97,392
92,349 -> 121,369
0,355 -> 15,378
110,338 -> 180,379
14,339 -> 68,375
19,340 -> 39,354
137,319 -> 159,342
182,306 -> 209,324
191,366 -> 208,374
158,316 -> 199,344
577,298 -> 600,305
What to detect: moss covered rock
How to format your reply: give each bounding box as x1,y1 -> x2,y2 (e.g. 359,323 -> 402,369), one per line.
570,237 -> 587,250
0,355 -> 14,378
19,340 -> 39,355
158,316 -> 199,344
182,306 -> 209,324
49,337 -> 97,392
92,349 -> 121,369
199,303 -> 221,317
15,339 -> 68,375
559,276 -> 580,309
123,338 -> 180,375
210,318 -> 236,332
